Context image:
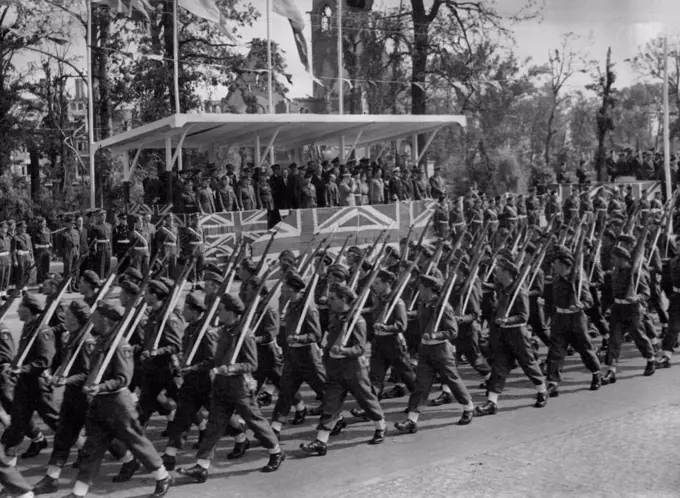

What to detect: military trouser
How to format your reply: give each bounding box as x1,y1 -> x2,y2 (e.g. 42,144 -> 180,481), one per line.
529,296 -> 550,347
370,334 -> 417,395
272,345 -> 327,424
62,248 -> 79,285
131,249 -> 150,276
197,377 -> 278,462
93,247 -> 111,279
405,317 -> 422,357
0,255 -> 10,293
35,249 -> 50,284
49,385 -> 126,468
1,375 -> 59,454
319,357 -> 384,429
77,389 -> 163,485
606,302 -> 654,367
13,255 -> 31,289
662,294 -> 680,353
253,342 -> 302,404
547,311 -> 600,383
0,376 -> 39,438
585,285 -> 609,336
487,324 -> 545,394
138,366 -> 178,427
454,322 -> 491,377
407,342 -> 472,412
167,374 -> 212,450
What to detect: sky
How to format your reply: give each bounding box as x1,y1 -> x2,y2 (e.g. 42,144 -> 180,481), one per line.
12,0 -> 680,101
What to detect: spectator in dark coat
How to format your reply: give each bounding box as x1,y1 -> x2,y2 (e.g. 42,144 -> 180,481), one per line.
287,163 -> 301,209
270,164 -> 288,209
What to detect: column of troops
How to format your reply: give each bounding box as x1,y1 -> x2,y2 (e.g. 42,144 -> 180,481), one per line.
0,183 -> 675,498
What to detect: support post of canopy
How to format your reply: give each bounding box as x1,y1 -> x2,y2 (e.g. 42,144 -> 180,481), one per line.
411,134 -> 419,166
170,126 -> 192,168
255,134 -> 262,169
417,128 -> 441,163
165,137 -> 173,208
375,142 -> 390,162
339,135 -> 346,163
258,126 -> 283,169
345,128 -> 364,161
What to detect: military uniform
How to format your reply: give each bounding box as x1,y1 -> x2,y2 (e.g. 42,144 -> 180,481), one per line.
90,220 -> 112,279
33,222 -> 52,284
11,227 -> 33,290
138,296 -> 184,427
0,226 -> 10,295
112,217 -> 132,275
1,299 -> 60,455
154,224 -> 178,279
182,219 -> 204,284
61,222 -> 81,285
130,225 -> 151,276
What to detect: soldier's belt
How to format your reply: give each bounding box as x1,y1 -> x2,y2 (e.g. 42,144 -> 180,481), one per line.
16,250 -> 30,255
614,298 -> 634,304
555,307 -> 579,314
96,239 -> 109,244
0,252 -> 8,257
163,242 -> 176,246
93,387 -> 128,396
452,221 -> 465,226
518,215 -> 527,218
133,247 -> 149,252
506,217 -> 518,221
421,339 -> 447,346
673,287 -> 680,294
189,242 -> 202,245
118,240 -> 130,244
35,244 -> 50,249
289,343 -> 312,348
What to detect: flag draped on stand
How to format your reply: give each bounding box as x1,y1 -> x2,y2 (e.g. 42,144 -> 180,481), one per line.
273,0 -> 310,71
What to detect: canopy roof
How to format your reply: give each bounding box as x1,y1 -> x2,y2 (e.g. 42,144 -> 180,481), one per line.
94,113 -> 467,153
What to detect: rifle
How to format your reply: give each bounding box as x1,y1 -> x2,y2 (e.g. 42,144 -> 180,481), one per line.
348,229 -> 387,291
54,272 -> 117,378
228,277 -> 269,365
291,256 -> 325,338
253,232 -> 276,277
12,276 -> 72,370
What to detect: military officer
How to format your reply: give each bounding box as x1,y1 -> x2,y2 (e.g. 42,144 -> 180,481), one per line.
0,222 -> 11,297
112,213 -> 131,275
33,217 -> 52,285
12,221 -> 33,292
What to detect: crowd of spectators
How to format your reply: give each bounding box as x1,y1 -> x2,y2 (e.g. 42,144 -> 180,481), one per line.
143,158 -> 445,214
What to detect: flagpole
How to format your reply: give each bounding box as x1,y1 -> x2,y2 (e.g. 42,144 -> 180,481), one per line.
173,0 -> 180,114
266,0 -> 273,114
337,0 -> 343,115
663,36 -> 671,208
86,0 -> 96,209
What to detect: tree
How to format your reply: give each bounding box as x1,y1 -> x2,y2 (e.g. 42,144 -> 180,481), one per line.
531,33 -> 593,171
587,47 -> 617,181
628,35 -> 680,140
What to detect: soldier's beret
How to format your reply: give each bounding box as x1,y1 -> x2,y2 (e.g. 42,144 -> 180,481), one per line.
220,294 -> 245,314
328,264 -> 350,280
284,272 -> 306,292
185,291 -> 207,312
98,209 -> 106,215
81,270 -> 100,288
240,258 -> 258,274
361,260 -> 373,272
385,246 -> 401,259
190,213 -> 200,220
497,258 -> 520,278
148,280 -> 170,297
119,279 -> 140,295
347,246 -> 363,258
555,251 -> 574,266
64,216 -> 74,224
603,229 -> 617,240
376,269 -> 397,284
419,275 -> 443,292
203,271 -> 223,284
279,249 -> 295,260
612,246 -> 631,261
21,293 -> 44,314
617,234 -> 635,246
329,283 -> 357,302
498,248 -> 515,263
157,277 -> 174,290
131,214 -> 142,223
97,301 -> 125,321
203,263 -> 221,275
68,300 -> 91,324
315,252 -> 333,266
35,216 -> 44,223
279,253 -> 296,267
123,268 -> 143,283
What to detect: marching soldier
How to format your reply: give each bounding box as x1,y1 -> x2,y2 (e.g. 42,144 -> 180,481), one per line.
601,246 -> 656,384
32,300 -> 126,495
300,283 -> 387,456
394,275 -> 475,433
78,271 -> 100,308
12,222 -> 33,293
0,294 -> 60,462
476,258 -> 548,416
545,249 -> 602,397
657,241 -> 680,368
271,272 -> 327,437
161,291 -> 218,470
64,301 -> 173,498
177,294 -> 285,482
33,217 -> 52,285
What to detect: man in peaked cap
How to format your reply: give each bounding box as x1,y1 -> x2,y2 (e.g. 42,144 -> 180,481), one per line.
12,220 -> 33,293
0,222 -> 11,298
182,212 -> 204,287
476,258 -> 548,417
89,209 -> 112,280
271,272 -> 327,438
546,248 -> 602,398
60,216 -> 81,291
33,216 -> 52,285
112,212 -> 131,275
1,293 -> 60,462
